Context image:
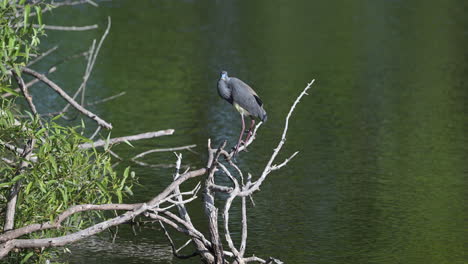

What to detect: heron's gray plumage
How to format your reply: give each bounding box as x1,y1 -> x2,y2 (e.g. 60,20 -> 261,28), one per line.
217,72 -> 267,122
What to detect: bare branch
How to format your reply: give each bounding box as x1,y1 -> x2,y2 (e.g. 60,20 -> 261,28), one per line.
34,24 -> 98,31
271,151 -> 299,171
131,144 -> 197,160
89,126 -> 101,140
239,197 -> 247,256
239,80 -> 315,197
0,203 -> 141,243
78,130 -> 175,149
11,72 -> 43,128
158,221 -> 199,259
86,91 -> 126,106
22,67 -> 113,129
203,141 -> 227,263
0,167 -> 207,258
27,45 -> 59,66
61,17 -> 111,114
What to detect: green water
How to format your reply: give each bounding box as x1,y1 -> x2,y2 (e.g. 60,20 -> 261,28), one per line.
29,0 -> 468,263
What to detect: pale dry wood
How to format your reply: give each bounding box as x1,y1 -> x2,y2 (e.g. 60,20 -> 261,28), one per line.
131,144 -> 197,160
0,167 -> 207,258
34,24 -> 98,31
78,130 -> 175,149
61,17 -> 110,114
27,45 -> 59,66
0,80 -> 314,263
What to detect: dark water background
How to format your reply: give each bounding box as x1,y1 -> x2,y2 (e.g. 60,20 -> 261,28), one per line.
28,0 -> 468,263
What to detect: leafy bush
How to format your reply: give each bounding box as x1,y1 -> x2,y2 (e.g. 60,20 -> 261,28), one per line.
0,101 -> 136,262
1,0 -> 46,91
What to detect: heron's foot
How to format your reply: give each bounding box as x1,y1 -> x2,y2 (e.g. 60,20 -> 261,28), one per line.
232,140 -> 248,155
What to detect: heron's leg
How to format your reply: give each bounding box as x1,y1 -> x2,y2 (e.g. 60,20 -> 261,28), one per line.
244,118 -> 256,143
234,114 -> 246,155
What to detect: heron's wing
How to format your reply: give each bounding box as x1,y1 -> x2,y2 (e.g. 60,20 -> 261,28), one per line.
229,78 -> 265,117
253,94 -> 263,106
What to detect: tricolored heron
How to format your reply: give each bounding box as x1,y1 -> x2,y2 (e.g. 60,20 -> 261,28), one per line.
217,71 -> 267,154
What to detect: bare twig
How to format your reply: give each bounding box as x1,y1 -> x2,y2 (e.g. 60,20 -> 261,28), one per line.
158,221 -> 199,259
61,16 -> 110,114
86,92 -> 126,106
27,45 -> 59,66
239,80 -> 315,197
11,72 -> 40,121
131,144 -> 197,160
89,126 -> 101,140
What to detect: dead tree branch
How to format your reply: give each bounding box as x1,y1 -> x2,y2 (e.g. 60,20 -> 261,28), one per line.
0,167 -> 207,258
35,24 -> 98,31
78,130 -> 175,149
22,67 -> 113,129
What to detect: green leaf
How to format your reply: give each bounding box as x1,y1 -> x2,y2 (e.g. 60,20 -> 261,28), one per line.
124,186 -> 133,196
23,4 -> 30,31
0,86 -> 19,96
0,174 -> 25,187
123,139 -> 134,148
38,180 -> 47,193
116,189 -> 122,203
104,132 -> 111,151
8,36 -> 15,56
49,156 -> 57,173
35,6 -> 42,25
20,252 -> 33,264
120,167 -> 130,191
59,188 -> 68,204
25,181 -> 33,194
51,113 -> 65,121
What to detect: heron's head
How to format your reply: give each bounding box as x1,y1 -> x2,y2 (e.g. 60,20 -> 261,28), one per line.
220,71 -> 229,81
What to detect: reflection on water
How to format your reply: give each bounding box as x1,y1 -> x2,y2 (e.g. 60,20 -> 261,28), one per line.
36,0 -> 468,263
62,235 -> 173,264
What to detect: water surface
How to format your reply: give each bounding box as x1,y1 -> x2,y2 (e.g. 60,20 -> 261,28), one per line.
32,1 -> 468,263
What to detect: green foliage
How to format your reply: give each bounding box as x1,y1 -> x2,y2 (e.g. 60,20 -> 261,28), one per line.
0,101 -> 136,262
0,0 -> 47,90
